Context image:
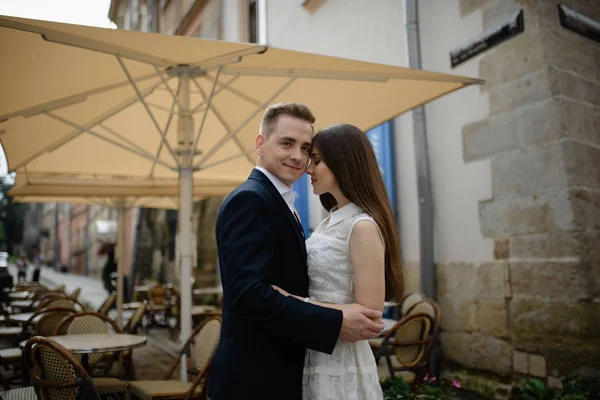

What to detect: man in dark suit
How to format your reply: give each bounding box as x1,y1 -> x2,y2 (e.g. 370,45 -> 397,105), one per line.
208,102 -> 385,400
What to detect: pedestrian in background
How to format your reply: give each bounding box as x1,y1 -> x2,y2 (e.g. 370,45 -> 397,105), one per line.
16,251 -> 28,282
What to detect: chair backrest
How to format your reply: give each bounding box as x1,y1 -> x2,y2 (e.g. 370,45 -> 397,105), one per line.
400,292 -> 426,316
53,312 -> 122,336
162,316 -> 221,396
148,285 -> 167,305
68,288 -> 81,301
123,303 -> 147,334
24,336 -> 101,400
189,317 -> 222,377
37,298 -> 84,313
96,293 -> 117,316
393,313 -> 432,367
53,312 -> 122,367
28,308 -> 76,337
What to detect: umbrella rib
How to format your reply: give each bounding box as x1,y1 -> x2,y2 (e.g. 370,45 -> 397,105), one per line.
199,149 -> 255,171
116,55 -> 179,164
195,76 -> 296,169
153,65 -> 182,110
98,123 -> 155,159
192,78 -> 254,165
0,72 -> 158,122
150,81 -> 180,177
45,112 -> 177,171
9,78 -> 167,173
222,67 -> 485,84
191,66 -> 222,158
190,75 -> 240,115
189,45 -> 268,69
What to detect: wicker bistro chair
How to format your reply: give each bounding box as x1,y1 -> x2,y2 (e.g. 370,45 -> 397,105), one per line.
375,299 -> 442,383
0,347 -> 24,390
53,312 -> 122,372
68,288 -> 81,301
19,308 -> 77,349
128,316 -> 222,400
375,311 -> 434,383
36,299 -> 85,314
52,314 -> 131,397
24,336 -> 127,400
123,304 -> 147,335
0,385 -> 37,400
369,292 -> 427,353
97,294 -> 117,316
400,292 -> 427,316
116,303 -> 148,380
144,286 -> 169,328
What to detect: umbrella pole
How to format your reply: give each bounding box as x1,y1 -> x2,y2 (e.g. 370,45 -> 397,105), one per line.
178,69 -> 194,381
116,200 -> 126,329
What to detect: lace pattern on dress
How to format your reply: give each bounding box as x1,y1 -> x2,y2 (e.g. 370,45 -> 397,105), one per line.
302,203 -> 383,400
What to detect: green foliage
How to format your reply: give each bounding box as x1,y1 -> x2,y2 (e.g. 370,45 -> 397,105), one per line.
380,376 -> 460,400
560,375 -> 599,400
519,375 -> 600,400
381,376 -> 411,400
521,378 -> 555,400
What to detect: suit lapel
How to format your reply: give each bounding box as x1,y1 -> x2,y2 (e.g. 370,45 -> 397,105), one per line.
249,169 -> 307,259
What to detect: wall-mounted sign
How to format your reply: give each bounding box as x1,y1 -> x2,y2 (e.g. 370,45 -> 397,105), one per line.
450,9 -> 524,68
558,4 -> 600,44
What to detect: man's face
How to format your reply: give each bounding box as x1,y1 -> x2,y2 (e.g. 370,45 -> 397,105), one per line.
256,114 -> 313,186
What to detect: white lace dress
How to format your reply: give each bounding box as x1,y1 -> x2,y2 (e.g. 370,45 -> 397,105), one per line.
302,203 -> 384,400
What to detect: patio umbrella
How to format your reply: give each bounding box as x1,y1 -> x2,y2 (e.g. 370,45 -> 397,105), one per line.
0,15 -> 483,378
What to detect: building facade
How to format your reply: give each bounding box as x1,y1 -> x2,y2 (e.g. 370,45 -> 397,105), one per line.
108,0 -> 600,396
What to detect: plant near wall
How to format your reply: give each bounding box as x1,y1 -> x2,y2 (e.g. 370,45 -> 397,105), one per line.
520,378 -> 555,400
380,375 -> 462,400
381,376 -> 411,399
518,375 -> 600,400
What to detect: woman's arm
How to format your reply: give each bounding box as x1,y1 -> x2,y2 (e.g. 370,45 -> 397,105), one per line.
349,220 -> 386,312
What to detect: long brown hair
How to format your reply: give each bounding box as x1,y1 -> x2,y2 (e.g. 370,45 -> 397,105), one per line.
312,124 -> 404,302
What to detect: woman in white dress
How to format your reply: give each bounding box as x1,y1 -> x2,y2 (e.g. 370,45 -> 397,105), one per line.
273,124 -> 404,400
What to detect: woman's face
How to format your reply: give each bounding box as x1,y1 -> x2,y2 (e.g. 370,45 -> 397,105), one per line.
305,150 -> 338,195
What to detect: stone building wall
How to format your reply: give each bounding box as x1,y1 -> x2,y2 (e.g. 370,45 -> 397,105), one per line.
438,0 -> 600,394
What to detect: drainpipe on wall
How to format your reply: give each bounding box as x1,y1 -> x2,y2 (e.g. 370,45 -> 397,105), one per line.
404,0 -> 436,299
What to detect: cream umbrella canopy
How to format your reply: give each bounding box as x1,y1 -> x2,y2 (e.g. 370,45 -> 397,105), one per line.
0,15 -> 483,375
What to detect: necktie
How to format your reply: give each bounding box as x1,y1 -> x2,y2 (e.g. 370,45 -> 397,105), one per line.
293,208 -> 305,237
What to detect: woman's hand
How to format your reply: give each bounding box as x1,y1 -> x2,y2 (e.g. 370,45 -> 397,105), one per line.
271,285 -> 290,297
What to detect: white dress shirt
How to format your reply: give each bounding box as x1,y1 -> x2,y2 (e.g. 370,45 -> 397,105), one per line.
254,167 -> 296,215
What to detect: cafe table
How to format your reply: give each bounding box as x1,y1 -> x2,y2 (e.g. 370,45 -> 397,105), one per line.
21,333 -> 147,377
8,292 -> 30,300
8,312 -> 36,324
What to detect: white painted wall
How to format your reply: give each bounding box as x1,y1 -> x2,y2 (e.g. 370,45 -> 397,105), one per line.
265,0 -> 419,263
419,1 -> 493,263
222,0 -> 248,42
262,0 -> 493,264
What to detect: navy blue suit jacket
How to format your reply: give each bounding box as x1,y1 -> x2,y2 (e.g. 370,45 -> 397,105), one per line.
208,169 -> 343,400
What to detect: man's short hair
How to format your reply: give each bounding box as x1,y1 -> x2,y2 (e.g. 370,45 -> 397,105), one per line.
260,102 -> 316,138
